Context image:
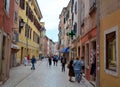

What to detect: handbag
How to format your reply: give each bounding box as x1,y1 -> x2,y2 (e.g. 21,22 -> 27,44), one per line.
67,63 -> 70,69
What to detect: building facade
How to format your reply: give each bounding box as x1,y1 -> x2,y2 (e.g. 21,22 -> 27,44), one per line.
10,0 -> 20,68
39,22 -> 46,58
80,0 -> 97,86
59,7 -> 66,55
71,0 -> 81,58
58,0 -> 73,61
54,42 -> 59,56
0,0 -> 14,83
100,0 -> 120,87
17,0 -> 43,64
43,36 -> 48,57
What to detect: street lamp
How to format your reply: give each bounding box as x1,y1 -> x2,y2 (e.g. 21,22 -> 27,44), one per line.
19,19 -> 25,30
12,19 -> 25,30
12,19 -> 25,44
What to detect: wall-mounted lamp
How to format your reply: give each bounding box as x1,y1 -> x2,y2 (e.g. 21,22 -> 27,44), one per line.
12,19 -> 25,30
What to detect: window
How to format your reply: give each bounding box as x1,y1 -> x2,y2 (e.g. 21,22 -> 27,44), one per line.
33,31 -> 39,44
25,24 -> 29,37
81,2 -> 85,23
73,23 -> 77,34
30,29 -> 32,39
104,26 -> 118,76
4,0 -> 10,14
16,0 -> 19,4
72,0 -> 74,5
66,11 -> 69,21
64,18 -> 66,24
90,0 -> 96,8
20,0 -> 25,9
75,2 -> 77,14
13,31 -> 19,42
14,11 -> 18,22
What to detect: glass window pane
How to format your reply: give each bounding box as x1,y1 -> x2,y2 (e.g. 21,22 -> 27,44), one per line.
106,31 -> 116,71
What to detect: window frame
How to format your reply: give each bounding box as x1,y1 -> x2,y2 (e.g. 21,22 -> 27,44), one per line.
104,25 -> 118,76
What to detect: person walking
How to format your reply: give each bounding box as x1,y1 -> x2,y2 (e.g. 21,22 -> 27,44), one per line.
61,56 -> 66,72
48,56 -> 52,66
53,56 -> 56,66
27,54 -> 30,65
24,56 -> 28,66
55,56 -> 58,66
81,56 -> 85,74
90,54 -> 96,81
67,58 -> 75,82
31,55 -> 36,70
73,57 -> 82,83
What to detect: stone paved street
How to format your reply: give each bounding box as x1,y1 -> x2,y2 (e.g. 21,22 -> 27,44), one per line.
1,60 -> 93,87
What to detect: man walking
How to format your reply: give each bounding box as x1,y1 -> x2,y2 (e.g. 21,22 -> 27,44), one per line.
61,56 -> 66,72
31,55 -> 36,70
73,57 -> 82,83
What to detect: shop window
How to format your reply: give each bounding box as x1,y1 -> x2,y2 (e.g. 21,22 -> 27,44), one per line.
104,26 -> 118,76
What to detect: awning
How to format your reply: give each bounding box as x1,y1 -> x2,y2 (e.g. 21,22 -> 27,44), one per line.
11,43 -> 20,53
60,47 -> 69,53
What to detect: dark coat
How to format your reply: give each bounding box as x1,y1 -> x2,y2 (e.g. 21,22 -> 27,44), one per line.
31,57 -> 36,64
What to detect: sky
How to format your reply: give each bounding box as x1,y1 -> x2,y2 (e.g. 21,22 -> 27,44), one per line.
37,0 -> 70,42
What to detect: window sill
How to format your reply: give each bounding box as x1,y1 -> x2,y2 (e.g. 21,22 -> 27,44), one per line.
105,69 -> 118,77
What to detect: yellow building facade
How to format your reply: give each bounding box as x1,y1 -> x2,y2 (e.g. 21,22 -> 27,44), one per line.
100,0 -> 120,87
17,0 -> 43,64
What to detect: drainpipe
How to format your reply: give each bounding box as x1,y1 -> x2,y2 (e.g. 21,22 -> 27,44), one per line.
96,0 -> 100,87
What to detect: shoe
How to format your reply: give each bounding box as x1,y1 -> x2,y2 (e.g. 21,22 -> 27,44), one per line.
69,80 -> 74,82
78,80 -> 80,83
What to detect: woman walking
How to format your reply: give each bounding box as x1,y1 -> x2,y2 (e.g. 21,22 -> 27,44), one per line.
68,58 -> 75,82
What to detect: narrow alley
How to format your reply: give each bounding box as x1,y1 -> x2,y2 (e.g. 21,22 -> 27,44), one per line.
1,60 -> 93,87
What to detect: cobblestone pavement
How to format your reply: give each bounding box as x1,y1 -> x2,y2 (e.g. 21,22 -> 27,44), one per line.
1,60 -> 93,87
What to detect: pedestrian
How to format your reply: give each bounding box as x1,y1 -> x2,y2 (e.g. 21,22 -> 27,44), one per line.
31,55 -> 36,70
61,56 -> 66,72
81,56 -> 85,74
55,55 -> 58,66
48,56 -> 52,66
27,54 -> 30,65
67,58 -> 75,82
24,56 -> 28,66
90,54 -> 96,81
73,57 -> 82,83
53,56 -> 56,66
